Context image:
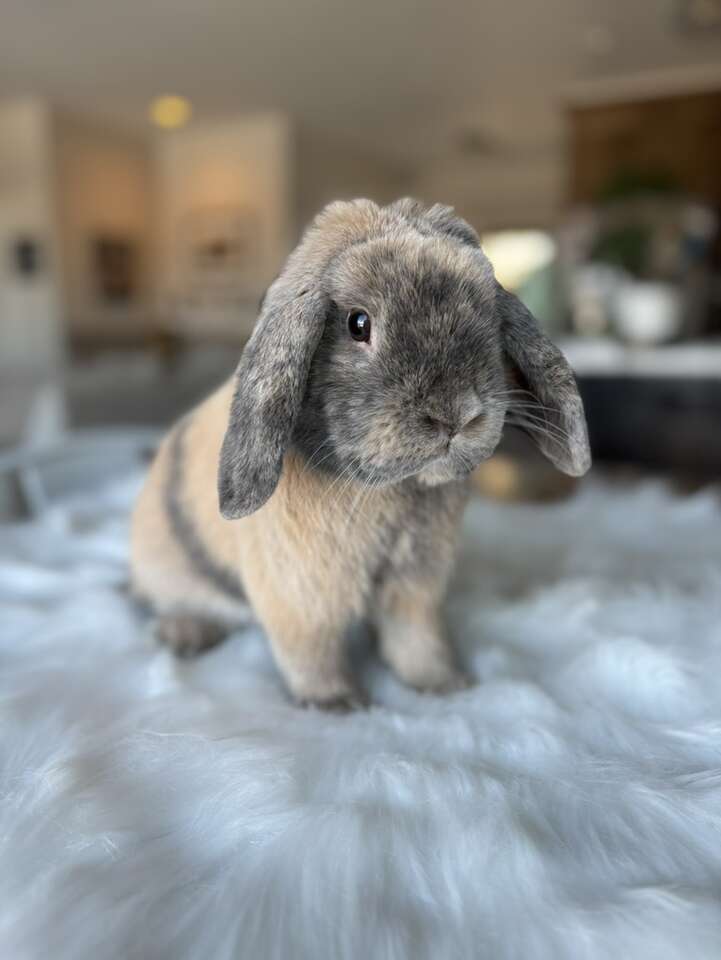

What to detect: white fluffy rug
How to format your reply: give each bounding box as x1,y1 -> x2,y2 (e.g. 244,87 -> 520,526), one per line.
3,472 -> 721,960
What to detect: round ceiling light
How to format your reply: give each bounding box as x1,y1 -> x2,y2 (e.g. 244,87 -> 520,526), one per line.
149,96 -> 192,130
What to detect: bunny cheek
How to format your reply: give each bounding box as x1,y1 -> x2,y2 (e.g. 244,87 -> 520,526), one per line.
345,406 -> 438,480
417,440 -> 499,487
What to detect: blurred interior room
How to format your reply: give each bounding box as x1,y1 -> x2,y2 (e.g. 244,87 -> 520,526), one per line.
5,5 -> 721,958
1,0 -> 720,509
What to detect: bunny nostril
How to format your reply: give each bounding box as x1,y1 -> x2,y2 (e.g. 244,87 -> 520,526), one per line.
459,411 -> 486,437
424,414 -> 453,438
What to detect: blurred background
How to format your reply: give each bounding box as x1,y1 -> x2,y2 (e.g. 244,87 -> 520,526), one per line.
1,0 -> 720,513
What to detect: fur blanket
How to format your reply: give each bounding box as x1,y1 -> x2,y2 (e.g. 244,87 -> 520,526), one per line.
2,472 -> 721,959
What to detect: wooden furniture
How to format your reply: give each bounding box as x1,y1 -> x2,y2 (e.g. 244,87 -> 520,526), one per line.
568,90 -> 721,206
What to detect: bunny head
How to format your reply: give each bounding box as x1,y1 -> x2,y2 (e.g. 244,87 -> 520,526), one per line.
219,198 -> 590,519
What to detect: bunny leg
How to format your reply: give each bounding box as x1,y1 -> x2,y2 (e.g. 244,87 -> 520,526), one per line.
269,622 -> 365,710
376,579 -> 470,694
249,591 -> 364,710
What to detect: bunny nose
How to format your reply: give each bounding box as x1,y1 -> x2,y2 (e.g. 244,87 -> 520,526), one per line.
425,413 -> 455,437
425,395 -> 485,439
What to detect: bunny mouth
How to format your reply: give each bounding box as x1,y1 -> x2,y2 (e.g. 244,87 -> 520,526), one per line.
321,412 -> 505,488
352,439 -> 499,488
415,418 -> 506,485
416,443 -> 498,487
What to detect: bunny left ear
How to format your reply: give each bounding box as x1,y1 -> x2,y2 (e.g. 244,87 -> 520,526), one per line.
497,283 -> 591,477
218,285 -> 329,519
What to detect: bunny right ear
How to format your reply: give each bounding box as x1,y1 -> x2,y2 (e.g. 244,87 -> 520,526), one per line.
218,284 -> 329,519
497,283 -> 591,477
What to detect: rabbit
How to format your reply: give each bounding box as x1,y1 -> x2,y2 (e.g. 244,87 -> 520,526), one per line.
130,198 -> 590,709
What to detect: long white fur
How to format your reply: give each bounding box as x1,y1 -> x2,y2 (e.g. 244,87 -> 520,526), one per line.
2,471 -> 721,959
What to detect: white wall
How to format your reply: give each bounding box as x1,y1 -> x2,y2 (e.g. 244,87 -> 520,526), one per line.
294,127 -> 407,233
0,99 -> 63,366
54,112 -> 153,342
412,149 -> 565,234
0,98 -> 65,443
154,113 -> 294,341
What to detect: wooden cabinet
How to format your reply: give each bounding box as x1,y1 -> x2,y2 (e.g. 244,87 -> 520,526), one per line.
569,91 -> 721,205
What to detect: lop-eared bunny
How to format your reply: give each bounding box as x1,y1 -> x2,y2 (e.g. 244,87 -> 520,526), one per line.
131,199 -> 590,709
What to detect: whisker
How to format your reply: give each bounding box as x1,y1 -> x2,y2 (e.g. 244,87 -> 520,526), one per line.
306,446 -> 338,474
508,408 -> 573,437
320,455 -> 359,508
325,455 -> 366,514
507,401 -> 567,417
507,416 -> 572,448
303,437 -> 335,473
341,467 -> 380,537
507,411 -> 570,436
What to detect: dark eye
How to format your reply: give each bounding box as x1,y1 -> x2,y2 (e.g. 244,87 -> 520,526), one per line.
347,310 -> 371,343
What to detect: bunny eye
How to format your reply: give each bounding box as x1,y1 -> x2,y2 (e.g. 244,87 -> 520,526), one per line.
347,310 -> 371,343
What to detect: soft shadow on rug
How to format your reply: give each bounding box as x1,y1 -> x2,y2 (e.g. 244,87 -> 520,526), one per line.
2,474 -> 721,960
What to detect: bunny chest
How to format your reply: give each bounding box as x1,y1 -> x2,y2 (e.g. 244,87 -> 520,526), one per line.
238,455 -> 469,618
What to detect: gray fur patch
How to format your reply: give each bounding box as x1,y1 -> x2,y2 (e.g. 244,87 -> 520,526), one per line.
218,289 -> 330,519
166,421 -> 246,600
388,198 -> 482,249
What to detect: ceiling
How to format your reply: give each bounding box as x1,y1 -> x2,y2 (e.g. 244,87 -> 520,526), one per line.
0,0 -> 719,172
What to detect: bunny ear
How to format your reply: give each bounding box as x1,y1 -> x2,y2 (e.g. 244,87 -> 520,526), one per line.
218,286 -> 328,519
497,283 -> 591,477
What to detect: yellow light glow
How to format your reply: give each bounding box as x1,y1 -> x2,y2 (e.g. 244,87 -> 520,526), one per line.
149,96 -> 192,129
480,230 -> 556,291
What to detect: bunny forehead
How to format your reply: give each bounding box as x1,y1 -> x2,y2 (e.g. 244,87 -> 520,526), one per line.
288,198 -> 497,307
324,232 -> 497,315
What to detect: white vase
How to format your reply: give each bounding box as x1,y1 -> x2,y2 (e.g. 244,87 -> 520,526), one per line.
613,281 -> 683,345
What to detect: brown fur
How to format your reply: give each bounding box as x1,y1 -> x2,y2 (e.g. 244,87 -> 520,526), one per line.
131,378 -> 468,705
